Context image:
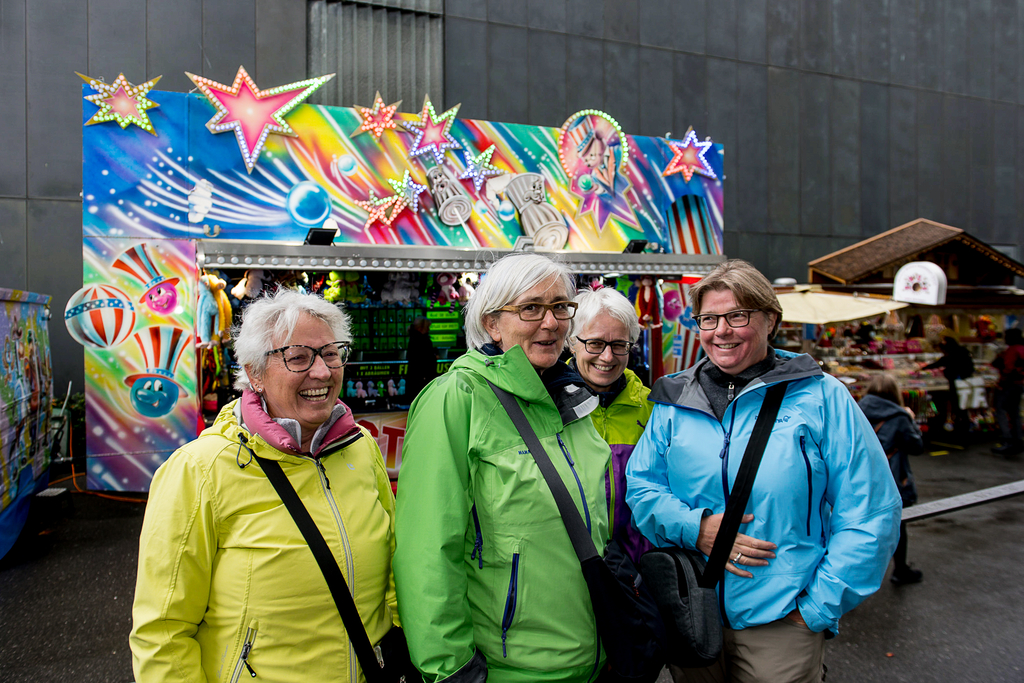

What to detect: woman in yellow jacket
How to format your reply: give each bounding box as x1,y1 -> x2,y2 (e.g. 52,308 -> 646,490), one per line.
130,289 -> 400,682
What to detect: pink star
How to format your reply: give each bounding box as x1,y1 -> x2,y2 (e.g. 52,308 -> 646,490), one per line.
355,190 -> 400,232
662,128 -> 716,182
403,95 -> 462,164
78,72 -> 163,135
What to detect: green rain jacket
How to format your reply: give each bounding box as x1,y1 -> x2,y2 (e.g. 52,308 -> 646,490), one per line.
394,346 -> 611,683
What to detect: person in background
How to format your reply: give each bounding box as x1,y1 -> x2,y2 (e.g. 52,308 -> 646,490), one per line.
626,259 -> 901,683
922,335 -> 974,436
394,253 -> 611,683
405,315 -> 437,401
859,374 -> 925,585
130,289 -> 401,682
568,286 -> 652,564
991,327 -> 1024,455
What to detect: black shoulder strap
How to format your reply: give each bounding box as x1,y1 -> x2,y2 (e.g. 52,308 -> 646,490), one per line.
486,380 -> 600,564
700,382 -> 789,588
252,453 -> 385,681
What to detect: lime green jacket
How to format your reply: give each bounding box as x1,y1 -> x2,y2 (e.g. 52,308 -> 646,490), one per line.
130,398 -> 398,683
394,346 -> 611,683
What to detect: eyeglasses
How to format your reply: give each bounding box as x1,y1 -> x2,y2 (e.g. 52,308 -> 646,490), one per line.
266,341 -> 351,372
576,337 -> 632,356
692,309 -> 761,331
495,301 -> 578,321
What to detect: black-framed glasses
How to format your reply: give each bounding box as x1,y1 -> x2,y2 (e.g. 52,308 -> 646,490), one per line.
495,301 -> 578,321
693,309 -> 761,331
265,341 -> 351,372
576,337 -> 632,356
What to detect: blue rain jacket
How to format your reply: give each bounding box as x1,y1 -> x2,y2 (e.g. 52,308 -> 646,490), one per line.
625,350 -> 901,635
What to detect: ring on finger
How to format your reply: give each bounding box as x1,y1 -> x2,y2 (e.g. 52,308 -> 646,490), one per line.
733,552 -> 744,563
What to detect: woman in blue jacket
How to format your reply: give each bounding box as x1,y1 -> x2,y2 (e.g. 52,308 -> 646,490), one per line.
626,260 -> 901,683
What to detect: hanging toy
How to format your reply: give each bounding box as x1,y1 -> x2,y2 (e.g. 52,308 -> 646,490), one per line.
231,269 -> 268,300
433,272 -> 459,305
324,272 -> 344,303
196,274 -> 221,348
634,274 -> 661,328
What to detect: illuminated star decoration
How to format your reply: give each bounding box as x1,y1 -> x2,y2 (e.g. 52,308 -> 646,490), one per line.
403,95 -> 462,165
459,145 -> 504,192
352,91 -> 402,142
186,66 -> 335,173
77,72 -> 163,135
387,171 -> 428,215
355,189 -> 401,231
662,127 -> 717,182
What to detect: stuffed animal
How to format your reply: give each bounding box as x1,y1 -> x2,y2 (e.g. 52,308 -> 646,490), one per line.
635,274 -> 661,328
207,272 -> 232,343
397,378 -> 406,396
457,273 -> 476,303
367,380 -> 379,398
196,274 -> 221,347
355,381 -> 367,399
342,271 -> 366,304
345,379 -> 356,398
387,378 -> 397,397
324,272 -> 344,303
231,269 -> 267,300
434,272 -> 459,305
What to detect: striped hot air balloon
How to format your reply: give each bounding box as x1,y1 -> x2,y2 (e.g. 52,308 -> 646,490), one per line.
112,243 -> 181,313
123,325 -> 192,397
63,284 -> 136,349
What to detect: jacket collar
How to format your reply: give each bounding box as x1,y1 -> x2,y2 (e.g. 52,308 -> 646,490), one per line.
238,389 -> 361,457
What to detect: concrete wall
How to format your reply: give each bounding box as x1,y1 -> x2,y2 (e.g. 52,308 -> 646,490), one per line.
3,0 -> 1023,392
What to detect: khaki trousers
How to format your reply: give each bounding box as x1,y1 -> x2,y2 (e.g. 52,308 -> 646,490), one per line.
669,618 -> 826,683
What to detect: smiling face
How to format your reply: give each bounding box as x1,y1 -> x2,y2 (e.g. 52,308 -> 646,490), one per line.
573,312 -> 631,392
130,376 -> 180,417
484,275 -> 571,372
251,314 -> 344,449
582,137 -> 606,169
698,288 -> 775,376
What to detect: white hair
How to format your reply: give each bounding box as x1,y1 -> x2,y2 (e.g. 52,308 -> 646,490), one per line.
232,289 -> 351,391
463,253 -> 576,350
569,287 -> 641,350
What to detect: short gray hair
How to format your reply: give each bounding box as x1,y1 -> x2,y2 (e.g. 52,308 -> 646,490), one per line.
463,253 -> 576,350
232,289 -> 351,391
569,287 -> 640,350
689,259 -> 783,338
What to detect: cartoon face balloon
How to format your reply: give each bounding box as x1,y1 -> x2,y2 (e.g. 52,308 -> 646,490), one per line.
130,376 -> 180,417
145,283 -> 179,314
662,290 -> 684,322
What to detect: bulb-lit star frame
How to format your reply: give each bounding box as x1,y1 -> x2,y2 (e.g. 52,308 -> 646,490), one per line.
78,72 -> 163,135
186,66 -> 334,173
387,171 -> 428,215
459,145 -> 504,192
352,91 -> 402,142
662,127 -> 717,182
403,94 -> 462,165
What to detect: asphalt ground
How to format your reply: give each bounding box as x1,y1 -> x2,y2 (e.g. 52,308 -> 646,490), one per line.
2,435 -> 1022,683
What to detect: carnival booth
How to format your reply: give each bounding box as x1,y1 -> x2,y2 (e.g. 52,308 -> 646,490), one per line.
74,68 -> 726,491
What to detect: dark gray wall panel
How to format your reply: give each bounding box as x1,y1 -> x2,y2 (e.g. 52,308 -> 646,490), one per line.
1018,108 -> 1024,237
800,0 -> 830,72
0,0 -> 26,198
638,0 -> 687,50
736,64 -> 768,234
566,36 -> 604,116
767,0 -> 799,68
916,90 -> 944,221
604,42 -> 640,135
992,103 -> 1017,242
256,0 -> 308,86
967,0 -> 993,100
942,95 -> 970,226
831,0 -> 858,78
27,200 -> 84,401
148,0 -> 203,92
204,0 -> 257,79
446,0 -> 487,21
528,0 -> 566,32
565,0 -> 604,38
858,0 -> 890,83
639,48 -> 674,138
26,0 -> 87,200
487,24 -> 529,123
724,232 -> 770,277
736,0 -> 767,63
968,99 -> 994,236
707,59 -> 737,232
445,18 -> 488,119
673,53 -> 707,139
889,88 -> 917,227
604,0 -> 639,43
800,74 -> 830,235
916,0 -> 942,90
831,79 -> 861,238
888,0 -> 917,87
768,233 -> 806,281
767,67 -> 800,233
0,200 -> 28,291
87,0 -> 147,82
992,0 -> 1017,102
942,0 -> 968,95
527,31 -> 567,128
860,83 -> 890,235
706,0 -> 737,59
487,0 -> 523,26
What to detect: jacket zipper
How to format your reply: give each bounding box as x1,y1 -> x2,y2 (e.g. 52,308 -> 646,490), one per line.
229,620 -> 259,682
501,548 -> 521,657
799,436 -> 812,536
471,504 -> 484,568
718,406 -> 739,629
556,433 -> 591,533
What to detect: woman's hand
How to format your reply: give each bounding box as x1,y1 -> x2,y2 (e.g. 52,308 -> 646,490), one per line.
904,406 -> 916,419
697,513 -> 777,578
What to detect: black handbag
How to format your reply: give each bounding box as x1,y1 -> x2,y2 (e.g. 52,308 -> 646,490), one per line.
639,381 -> 788,669
487,381 -> 666,683
254,453 -> 421,683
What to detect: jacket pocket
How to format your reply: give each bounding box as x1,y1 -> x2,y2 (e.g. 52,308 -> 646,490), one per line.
500,546 -> 521,658
229,618 -> 259,682
799,436 -> 812,537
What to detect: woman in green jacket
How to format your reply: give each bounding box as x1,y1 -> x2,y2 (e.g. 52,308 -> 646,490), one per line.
394,253 -> 611,683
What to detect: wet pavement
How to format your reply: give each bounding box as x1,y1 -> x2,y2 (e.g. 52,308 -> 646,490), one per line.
2,436 -> 1022,683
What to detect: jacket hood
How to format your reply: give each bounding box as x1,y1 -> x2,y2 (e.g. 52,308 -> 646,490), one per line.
650,348 -> 823,411
858,394 -> 910,422
613,368 -> 649,408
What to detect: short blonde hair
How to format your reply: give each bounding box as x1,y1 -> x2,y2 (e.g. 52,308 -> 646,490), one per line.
689,259 -> 783,338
